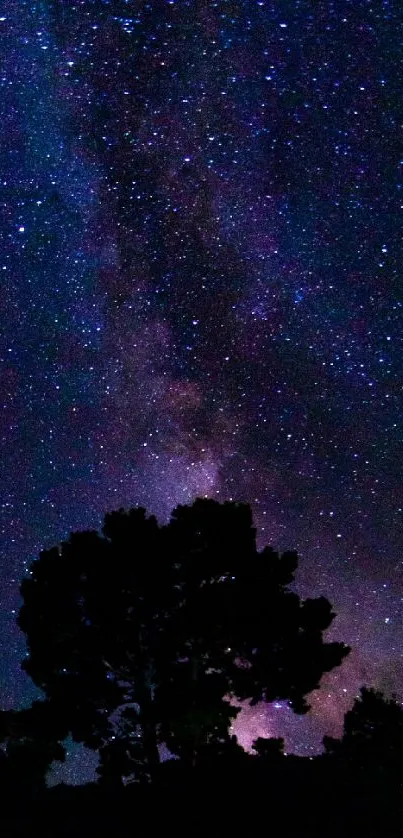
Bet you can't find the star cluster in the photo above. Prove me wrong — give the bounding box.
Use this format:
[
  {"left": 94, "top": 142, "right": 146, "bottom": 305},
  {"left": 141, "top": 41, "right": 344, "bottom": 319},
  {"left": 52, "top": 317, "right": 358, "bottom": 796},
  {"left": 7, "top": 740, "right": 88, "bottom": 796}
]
[{"left": 0, "top": 0, "right": 401, "bottom": 777}]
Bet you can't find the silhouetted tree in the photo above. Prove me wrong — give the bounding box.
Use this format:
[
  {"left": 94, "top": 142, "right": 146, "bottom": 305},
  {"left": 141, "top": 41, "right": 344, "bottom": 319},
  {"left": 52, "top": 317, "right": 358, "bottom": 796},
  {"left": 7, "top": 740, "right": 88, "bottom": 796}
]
[
  {"left": 324, "top": 686, "right": 403, "bottom": 772},
  {"left": 18, "top": 499, "right": 349, "bottom": 784},
  {"left": 0, "top": 700, "right": 66, "bottom": 795}
]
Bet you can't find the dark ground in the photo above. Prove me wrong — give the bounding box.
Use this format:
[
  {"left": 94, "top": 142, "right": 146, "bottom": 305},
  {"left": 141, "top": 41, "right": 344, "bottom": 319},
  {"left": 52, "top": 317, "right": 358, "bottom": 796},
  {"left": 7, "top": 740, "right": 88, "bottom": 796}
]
[{"left": 1, "top": 755, "right": 402, "bottom": 837}]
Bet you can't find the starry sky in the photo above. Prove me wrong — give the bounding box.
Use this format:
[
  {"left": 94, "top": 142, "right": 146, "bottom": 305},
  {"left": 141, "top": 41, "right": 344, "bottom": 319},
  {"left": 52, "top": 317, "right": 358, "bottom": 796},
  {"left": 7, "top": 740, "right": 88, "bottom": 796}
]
[{"left": 0, "top": 0, "right": 401, "bottom": 783}]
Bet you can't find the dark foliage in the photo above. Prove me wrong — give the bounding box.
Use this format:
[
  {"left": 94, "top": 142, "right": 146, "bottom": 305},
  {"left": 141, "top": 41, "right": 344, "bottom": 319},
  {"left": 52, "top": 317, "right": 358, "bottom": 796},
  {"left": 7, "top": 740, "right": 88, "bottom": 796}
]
[{"left": 252, "top": 734, "right": 285, "bottom": 759}]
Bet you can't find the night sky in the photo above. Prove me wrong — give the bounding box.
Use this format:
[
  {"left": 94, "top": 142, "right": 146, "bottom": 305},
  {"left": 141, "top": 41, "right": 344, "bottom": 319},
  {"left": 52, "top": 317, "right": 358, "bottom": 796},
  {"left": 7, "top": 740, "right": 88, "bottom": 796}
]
[{"left": 0, "top": 0, "right": 401, "bottom": 783}]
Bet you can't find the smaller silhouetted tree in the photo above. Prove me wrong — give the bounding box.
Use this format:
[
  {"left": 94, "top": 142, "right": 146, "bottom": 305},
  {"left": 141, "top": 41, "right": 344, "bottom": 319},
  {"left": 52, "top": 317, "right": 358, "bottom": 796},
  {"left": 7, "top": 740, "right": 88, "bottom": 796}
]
[
  {"left": 0, "top": 700, "right": 66, "bottom": 796},
  {"left": 324, "top": 686, "right": 403, "bottom": 773}
]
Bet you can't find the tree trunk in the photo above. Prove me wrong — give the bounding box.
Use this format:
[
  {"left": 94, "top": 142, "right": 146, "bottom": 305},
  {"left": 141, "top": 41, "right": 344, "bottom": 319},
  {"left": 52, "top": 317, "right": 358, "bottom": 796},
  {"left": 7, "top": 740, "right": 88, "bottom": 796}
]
[
  {"left": 138, "top": 683, "right": 160, "bottom": 781},
  {"left": 136, "top": 633, "right": 160, "bottom": 781}
]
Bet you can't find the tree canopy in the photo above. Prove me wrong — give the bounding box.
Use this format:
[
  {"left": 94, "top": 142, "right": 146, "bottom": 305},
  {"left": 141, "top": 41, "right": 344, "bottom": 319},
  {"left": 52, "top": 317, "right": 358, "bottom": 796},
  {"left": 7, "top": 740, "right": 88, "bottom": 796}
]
[{"left": 18, "top": 499, "right": 349, "bottom": 783}]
